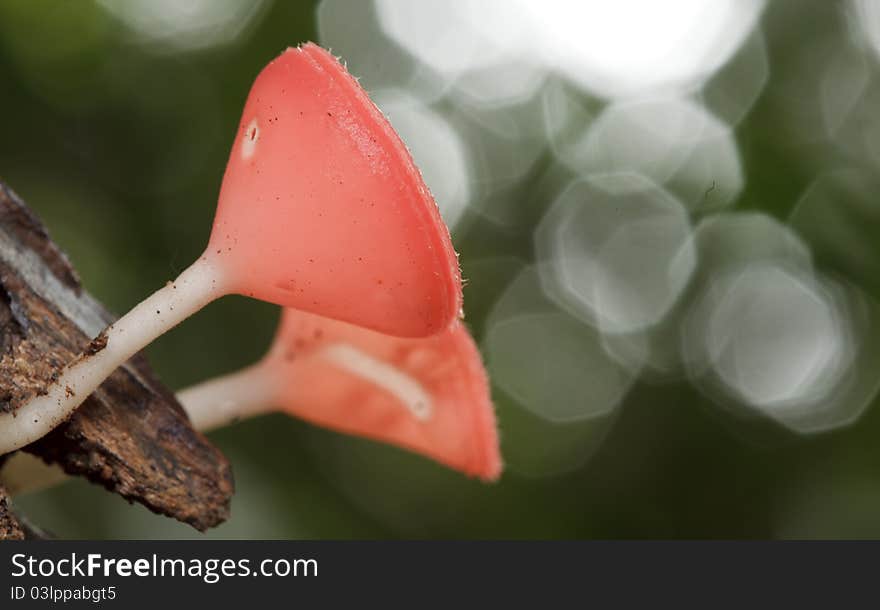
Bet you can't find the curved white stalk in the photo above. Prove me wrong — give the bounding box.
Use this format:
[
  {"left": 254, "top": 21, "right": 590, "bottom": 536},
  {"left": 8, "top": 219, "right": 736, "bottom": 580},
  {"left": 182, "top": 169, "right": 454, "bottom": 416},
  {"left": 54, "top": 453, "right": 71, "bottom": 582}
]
[
  {"left": 1, "top": 361, "right": 279, "bottom": 496},
  {"left": 176, "top": 363, "right": 278, "bottom": 432},
  {"left": 1, "top": 342, "right": 427, "bottom": 495},
  {"left": 0, "top": 255, "right": 228, "bottom": 456}
]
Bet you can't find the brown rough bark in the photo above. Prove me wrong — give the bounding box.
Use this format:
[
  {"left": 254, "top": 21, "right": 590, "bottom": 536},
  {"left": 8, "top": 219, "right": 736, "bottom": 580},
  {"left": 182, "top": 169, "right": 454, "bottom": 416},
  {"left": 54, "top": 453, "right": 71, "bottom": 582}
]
[
  {"left": 0, "top": 484, "right": 24, "bottom": 539},
  {"left": 0, "top": 180, "right": 233, "bottom": 537}
]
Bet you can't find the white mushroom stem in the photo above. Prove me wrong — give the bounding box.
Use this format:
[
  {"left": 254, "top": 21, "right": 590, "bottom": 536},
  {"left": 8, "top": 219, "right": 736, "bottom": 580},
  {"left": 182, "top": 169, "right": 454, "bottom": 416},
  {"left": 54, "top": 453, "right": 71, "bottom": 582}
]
[
  {"left": 176, "top": 363, "right": 278, "bottom": 432},
  {"left": 1, "top": 342, "right": 432, "bottom": 494},
  {"left": 1, "top": 363, "right": 278, "bottom": 496},
  {"left": 0, "top": 255, "right": 227, "bottom": 456}
]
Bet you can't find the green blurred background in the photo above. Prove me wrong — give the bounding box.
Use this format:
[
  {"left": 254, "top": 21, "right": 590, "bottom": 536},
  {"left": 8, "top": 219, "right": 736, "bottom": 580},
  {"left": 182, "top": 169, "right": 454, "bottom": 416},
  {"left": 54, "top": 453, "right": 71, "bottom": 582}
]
[{"left": 4, "top": 0, "right": 880, "bottom": 539}]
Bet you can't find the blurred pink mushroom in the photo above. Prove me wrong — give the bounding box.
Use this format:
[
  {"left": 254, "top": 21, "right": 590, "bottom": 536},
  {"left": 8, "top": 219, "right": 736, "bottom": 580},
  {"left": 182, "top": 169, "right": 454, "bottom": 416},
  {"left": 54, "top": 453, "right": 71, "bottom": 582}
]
[
  {"left": 181, "top": 309, "right": 501, "bottom": 481},
  {"left": 0, "top": 43, "right": 461, "bottom": 455}
]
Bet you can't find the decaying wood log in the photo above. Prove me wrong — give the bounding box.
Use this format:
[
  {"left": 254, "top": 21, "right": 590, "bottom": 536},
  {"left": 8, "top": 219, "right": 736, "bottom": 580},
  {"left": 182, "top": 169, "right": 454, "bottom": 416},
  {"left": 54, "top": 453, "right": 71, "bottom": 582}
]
[
  {"left": 0, "top": 484, "right": 24, "bottom": 539},
  {"left": 0, "top": 180, "right": 233, "bottom": 537}
]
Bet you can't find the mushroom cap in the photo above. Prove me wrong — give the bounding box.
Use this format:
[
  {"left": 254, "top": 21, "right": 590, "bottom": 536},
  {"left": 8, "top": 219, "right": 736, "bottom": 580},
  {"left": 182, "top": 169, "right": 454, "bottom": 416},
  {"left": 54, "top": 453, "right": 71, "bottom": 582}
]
[
  {"left": 266, "top": 308, "right": 502, "bottom": 481},
  {"left": 210, "top": 43, "right": 462, "bottom": 337}
]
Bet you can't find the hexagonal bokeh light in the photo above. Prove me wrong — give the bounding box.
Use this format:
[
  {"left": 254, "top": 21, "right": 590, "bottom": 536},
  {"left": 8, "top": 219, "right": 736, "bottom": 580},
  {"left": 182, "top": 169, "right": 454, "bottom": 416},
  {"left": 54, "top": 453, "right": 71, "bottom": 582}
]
[
  {"left": 683, "top": 262, "right": 880, "bottom": 433},
  {"left": 599, "top": 211, "right": 814, "bottom": 381},
  {"left": 486, "top": 311, "right": 635, "bottom": 423},
  {"left": 556, "top": 97, "right": 742, "bottom": 210},
  {"left": 709, "top": 266, "right": 846, "bottom": 407},
  {"left": 691, "top": 212, "right": 813, "bottom": 278},
  {"left": 536, "top": 173, "right": 696, "bottom": 335},
  {"left": 483, "top": 266, "right": 636, "bottom": 476}
]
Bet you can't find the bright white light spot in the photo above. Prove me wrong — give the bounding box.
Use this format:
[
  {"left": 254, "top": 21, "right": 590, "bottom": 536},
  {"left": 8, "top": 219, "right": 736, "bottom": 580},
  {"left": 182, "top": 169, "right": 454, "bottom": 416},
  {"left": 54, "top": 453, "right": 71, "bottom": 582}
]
[
  {"left": 374, "top": 0, "right": 763, "bottom": 102},
  {"left": 561, "top": 97, "right": 703, "bottom": 181},
  {"left": 854, "top": 0, "right": 880, "bottom": 64},
  {"left": 536, "top": 174, "right": 696, "bottom": 334},
  {"left": 706, "top": 266, "right": 844, "bottom": 407},
  {"left": 97, "top": 0, "right": 268, "bottom": 52},
  {"left": 374, "top": 0, "right": 526, "bottom": 78},
  {"left": 518, "top": 0, "right": 766, "bottom": 99},
  {"left": 558, "top": 97, "right": 742, "bottom": 210},
  {"left": 373, "top": 90, "right": 471, "bottom": 229},
  {"left": 597, "top": 215, "right": 803, "bottom": 381},
  {"left": 453, "top": 59, "right": 547, "bottom": 107},
  {"left": 683, "top": 263, "right": 880, "bottom": 434},
  {"left": 241, "top": 118, "right": 258, "bottom": 161}
]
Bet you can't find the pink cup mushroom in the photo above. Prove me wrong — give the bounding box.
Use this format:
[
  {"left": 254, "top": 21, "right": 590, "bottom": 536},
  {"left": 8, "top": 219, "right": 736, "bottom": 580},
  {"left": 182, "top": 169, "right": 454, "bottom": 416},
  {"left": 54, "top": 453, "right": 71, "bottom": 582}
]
[
  {"left": 180, "top": 309, "right": 502, "bottom": 481},
  {"left": 0, "top": 43, "right": 461, "bottom": 455}
]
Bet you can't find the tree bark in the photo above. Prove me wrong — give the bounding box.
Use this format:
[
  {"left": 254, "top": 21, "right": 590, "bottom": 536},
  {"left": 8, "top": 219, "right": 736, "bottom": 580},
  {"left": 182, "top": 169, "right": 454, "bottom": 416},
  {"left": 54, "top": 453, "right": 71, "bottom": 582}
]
[
  {"left": 0, "top": 483, "right": 24, "bottom": 539},
  {"left": 0, "top": 180, "right": 233, "bottom": 537}
]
